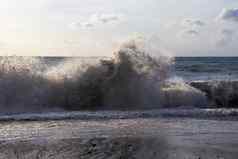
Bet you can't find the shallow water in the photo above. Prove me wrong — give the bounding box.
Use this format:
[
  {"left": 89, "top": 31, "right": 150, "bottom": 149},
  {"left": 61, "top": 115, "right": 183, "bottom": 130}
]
[
  {"left": 0, "top": 116, "right": 238, "bottom": 158},
  {"left": 0, "top": 108, "right": 238, "bottom": 121}
]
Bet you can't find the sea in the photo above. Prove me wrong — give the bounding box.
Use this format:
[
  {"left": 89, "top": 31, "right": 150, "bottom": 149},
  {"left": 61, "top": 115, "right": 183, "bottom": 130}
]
[
  {"left": 174, "top": 57, "right": 238, "bottom": 81},
  {"left": 42, "top": 56, "right": 238, "bottom": 82},
  {"left": 41, "top": 57, "right": 238, "bottom": 81},
  {"left": 1, "top": 57, "right": 238, "bottom": 159},
  {"left": 0, "top": 55, "right": 237, "bottom": 116}
]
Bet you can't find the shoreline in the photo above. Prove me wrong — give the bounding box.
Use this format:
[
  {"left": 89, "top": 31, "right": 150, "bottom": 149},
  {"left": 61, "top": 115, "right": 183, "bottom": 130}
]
[{"left": 0, "top": 108, "right": 238, "bottom": 122}]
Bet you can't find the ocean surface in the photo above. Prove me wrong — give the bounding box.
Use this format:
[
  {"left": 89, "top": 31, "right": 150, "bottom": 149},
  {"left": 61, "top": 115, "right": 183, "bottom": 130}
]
[
  {"left": 0, "top": 56, "right": 238, "bottom": 159},
  {"left": 174, "top": 57, "right": 238, "bottom": 81},
  {"left": 0, "top": 54, "right": 237, "bottom": 114}
]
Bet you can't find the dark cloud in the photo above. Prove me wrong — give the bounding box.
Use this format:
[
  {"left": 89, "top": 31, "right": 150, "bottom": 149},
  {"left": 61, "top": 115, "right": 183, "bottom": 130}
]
[{"left": 218, "top": 8, "right": 238, "bottom": 22}]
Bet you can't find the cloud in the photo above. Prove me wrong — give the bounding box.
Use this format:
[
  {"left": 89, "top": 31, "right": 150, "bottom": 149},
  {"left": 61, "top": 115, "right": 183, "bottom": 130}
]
[
  {"left": 217, "top": 8, "right": 238, "bottom": 22},
  {"left": 185, "top": 30, "right": 199, "bottom": 35},
  {"left": 216, "top": 29, "right": 236, "bottom": 47},
  {"left": 98, "top": 14, "right": 120, "bottom": 23},
  {"left": 179, "top": 30, "right": 199, "bottom": 37},
  {"left": 222, "top": 29, "right": 234, "bottom": 36},
  {"left": 182, "top": 19, "right": 205, "bottom": 27},
  {"left": 70, "top": 22, "right": 95, "bottom": 29},
  {"left": 70, "top": 13, "right": 123, "bottom": 29},
  {"left": 179, "top": 19, "right": 204, "bottom": 37}
]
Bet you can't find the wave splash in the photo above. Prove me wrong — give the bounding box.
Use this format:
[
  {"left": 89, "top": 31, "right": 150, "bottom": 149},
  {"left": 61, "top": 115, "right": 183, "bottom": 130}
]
[{"left": 0, "top": 39, "right": 207, "bottom": 114}]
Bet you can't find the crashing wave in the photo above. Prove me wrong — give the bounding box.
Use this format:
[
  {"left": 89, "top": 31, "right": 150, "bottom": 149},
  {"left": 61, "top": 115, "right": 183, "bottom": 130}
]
[
  {"left": 190, "top": 80, "right": 238, "bottom": 108},
  {"left": 0, "top": 40, "right": 207, "bottom": 114}
]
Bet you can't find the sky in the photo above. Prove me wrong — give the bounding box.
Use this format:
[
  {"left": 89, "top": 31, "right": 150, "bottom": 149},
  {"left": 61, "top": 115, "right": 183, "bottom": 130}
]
[{"left": 0, "top": 0, "right": 238, "bottom": 56}]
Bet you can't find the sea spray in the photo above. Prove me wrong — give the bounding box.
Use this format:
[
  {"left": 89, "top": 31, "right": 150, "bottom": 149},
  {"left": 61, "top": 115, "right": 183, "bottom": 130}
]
[
  {"left": 0, "top": 40, "right": 207, "bottom": 113},
  {"left": 190, "top": 81, "right": 238, "bottom": 107}
]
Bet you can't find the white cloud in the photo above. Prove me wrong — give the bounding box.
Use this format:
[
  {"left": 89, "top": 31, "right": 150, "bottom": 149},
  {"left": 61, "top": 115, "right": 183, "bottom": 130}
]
[
  {"left": 222, "top": 29, "right": 234, "bottom": 35},
  {"left": 216, "top": 29, "right": 236, "bottom": 47},
  {"left": 217, "top": 8, "right": 238, "bottom": 22},
  {"left": 179, "top": 19, "right": 205, "bottom": 37},
  {"left": 98, "top": 14, "right": 120, "bottom": 23},
  {"left": 182, "top": 19, "right": 205, "bottom": 27},
  {"left": 178, "top": 29, "right": 199, "bottom": 38},
  {"left": 184, "top": 30, "right": 199, "bottom": 35},
  {"left": 70, "top": 22, "right": 95, "bottom": 29},
  {"left": 70, "top": 13, "right": 123, "bottom": 29}
]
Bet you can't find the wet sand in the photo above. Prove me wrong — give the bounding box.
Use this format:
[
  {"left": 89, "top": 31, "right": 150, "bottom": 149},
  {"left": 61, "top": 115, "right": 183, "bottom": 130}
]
[{"left": 0, "top": 118, "right": 238, "bottom": 158}]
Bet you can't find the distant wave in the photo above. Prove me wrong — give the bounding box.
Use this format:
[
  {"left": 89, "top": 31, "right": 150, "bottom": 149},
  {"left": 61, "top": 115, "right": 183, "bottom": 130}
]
[
  {"left": 175, "top": 57, "right": 238, "bottom": 81},
  {"left": 176, "top": 64, "right": 222, "bottom": 73}
]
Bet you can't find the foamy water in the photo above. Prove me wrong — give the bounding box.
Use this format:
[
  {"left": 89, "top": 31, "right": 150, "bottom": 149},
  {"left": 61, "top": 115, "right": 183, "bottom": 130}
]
[
  {"left": 0, "top": 114, "right": 238, "bottom": 159},
  {"left": 0, "top": 40, "right": 209, "bottom": 114}
]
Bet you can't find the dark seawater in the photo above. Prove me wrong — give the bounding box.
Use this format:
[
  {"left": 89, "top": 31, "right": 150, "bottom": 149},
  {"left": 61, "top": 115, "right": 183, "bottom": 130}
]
[{"left": 174, "top": 57, "right": 238, "bottom": 81}]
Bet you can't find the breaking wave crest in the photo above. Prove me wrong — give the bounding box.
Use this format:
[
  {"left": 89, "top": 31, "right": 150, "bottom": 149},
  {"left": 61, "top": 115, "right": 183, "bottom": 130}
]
[{"left": 0, "top": 39, "right": 207, "bottom": 114}]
